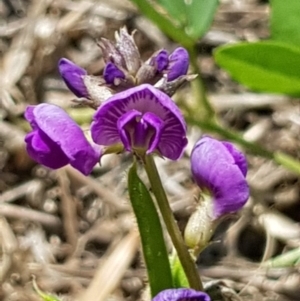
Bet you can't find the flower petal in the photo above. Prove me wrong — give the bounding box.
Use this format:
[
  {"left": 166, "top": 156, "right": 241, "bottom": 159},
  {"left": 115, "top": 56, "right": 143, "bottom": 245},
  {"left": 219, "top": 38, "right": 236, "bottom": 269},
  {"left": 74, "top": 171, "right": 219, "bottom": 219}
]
[
  {"left": 117, "top": 110, "right": 142, "bottom": 151},
  {"left": 103, "top": 62, "right": 125, "bottom": 85},
  {"left": 25, "top": 130, "right": 69, "bottom": 169},
  {"left": 167, "top": 47, "right": 189, "bottom": 81},
  {"left": 152, "top": 49, "right": 169, "bottom": 72},
  {"left": 91, "top": 84, "right": 187, "bottom": 160},
  {"left": 191, "top": 136, "right": 249, "bottom": 218},
  {"left": 152, "top": 289, "right": 211, "bottom": 301},
  {"left": 143, "top": 112, "right": 164, "bottom": 154},
  {"left": 58, "top": 58, "right": 88, "bottom": 98},
  {"left": 25, "top": 104, "right": 100, "bottom": 175},
  {"left": 221, "top": 141, "right": 247, "bottom": 176}
]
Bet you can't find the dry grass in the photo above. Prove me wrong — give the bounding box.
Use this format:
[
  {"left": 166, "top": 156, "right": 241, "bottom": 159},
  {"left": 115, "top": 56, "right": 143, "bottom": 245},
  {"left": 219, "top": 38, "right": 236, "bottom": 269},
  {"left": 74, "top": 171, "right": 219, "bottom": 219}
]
[{"left": 0, "top": 0, "right": 299, "bottom": 301}]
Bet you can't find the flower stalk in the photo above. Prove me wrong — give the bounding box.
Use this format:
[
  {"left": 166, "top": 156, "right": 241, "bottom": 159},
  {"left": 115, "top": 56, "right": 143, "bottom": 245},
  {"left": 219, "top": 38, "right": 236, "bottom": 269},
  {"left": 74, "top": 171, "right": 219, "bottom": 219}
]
[{"left": 143, "top": 155, "right": 203, "bottom": 291}]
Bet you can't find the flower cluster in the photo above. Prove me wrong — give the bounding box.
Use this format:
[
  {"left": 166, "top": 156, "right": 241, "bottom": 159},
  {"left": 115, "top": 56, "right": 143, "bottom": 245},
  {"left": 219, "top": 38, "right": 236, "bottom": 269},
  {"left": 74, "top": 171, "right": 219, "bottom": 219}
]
[
  {"left": 59, "top": 28, "right": 192, "bottom": 109},
  {"left": 24, "top": 28, "right": 191, "bottom": 174}
]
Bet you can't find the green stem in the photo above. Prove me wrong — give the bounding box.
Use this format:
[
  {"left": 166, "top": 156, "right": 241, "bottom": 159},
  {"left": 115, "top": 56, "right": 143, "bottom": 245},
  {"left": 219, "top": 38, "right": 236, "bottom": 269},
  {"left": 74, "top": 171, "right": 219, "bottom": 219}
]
[
  {"left": 187, "top": 46, "right": 215, "bottom": 120},
  {"left": 143, "top": 155, "right": 203, "bottom": 291}
]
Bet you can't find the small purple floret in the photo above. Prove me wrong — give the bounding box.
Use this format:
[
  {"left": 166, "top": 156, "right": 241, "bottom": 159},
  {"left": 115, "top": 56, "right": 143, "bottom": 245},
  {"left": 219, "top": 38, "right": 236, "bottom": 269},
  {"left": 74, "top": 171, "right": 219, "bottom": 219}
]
[
  {"left": 152, "top": 288, "right": 211, "bottom": 301},
  {"left": 103, "top": 62, "right": 125, "bottom": 84},
  {"left": 58, "top": 58, "right": 88, "bottom": 98},
  {"left": 25, "top": 104, "right": 100, "bottom": 175},
  {"left": 91, "top": 84, "right": 187, "bottom": 160},
  {"left": 153, "top": 49, "right": 169, "bottom": 72},
  {"left": 167, "top": 47, "right": 189, "bottom": 81},
  {"left": 191, "top": 136, "right": 249, "bottom": 218}
]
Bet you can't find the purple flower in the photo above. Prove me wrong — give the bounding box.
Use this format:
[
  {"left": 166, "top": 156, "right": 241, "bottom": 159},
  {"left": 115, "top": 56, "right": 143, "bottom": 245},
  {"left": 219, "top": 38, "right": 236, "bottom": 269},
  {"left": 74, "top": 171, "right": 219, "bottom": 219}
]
[
  {"left": 58, "top": 58, "right": 88, "bottom": 98},
  {"left": 103, "top": 62, "right": 125, "bottom": 85},
  {"left": 91, "top": 84, "right": 187, "bottom": 160},
  {"left": 25, "top": 104, "right": 101, "bottom": 175},
  {"left": 191, "top": 136, "right": 249, "bottom": 218},
  {"left": 167, "top": 48, "right": 189, "bottom": 81},
  {"left": 152, "top": 289, "right": 211, "bottom": 301},
  {"left": 151, "top": 49, "right": 169, "bottom": 72}
]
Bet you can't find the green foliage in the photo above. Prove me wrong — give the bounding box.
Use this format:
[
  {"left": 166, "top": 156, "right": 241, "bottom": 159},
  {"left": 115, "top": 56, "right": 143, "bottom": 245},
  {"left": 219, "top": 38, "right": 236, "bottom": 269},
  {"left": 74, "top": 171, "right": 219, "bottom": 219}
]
[
  {"left": 214, "top": 41, "right": 300, "bottom": 96},
  {"left": 128, "top": 162, "right": 173, "bottom": 297},
  {"left": 270, "top": 0, "right": 300, "bottom": 46},
  {"left": 156, "top": 0, "right": 219, "bottom": 40},
  {"left": 129, "top": 0, "right": 219, "bottom": 45},
  {"left": 169, "top": 252, "right": 189, "bottom": 288}
]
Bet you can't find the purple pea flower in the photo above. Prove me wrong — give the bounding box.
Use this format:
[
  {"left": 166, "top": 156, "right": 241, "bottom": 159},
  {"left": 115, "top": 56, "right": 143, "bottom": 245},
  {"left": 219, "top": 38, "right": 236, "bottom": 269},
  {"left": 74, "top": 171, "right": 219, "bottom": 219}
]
[
  {"left": 91, "top": 84, "right": 187, "bottom": 160},
  {"left": 24, "top": 104, "right": 101, "bottom": 175},
  {"left": 191, "top": 136, "right": 249, "bottom": 218},
  {"left": 185, "top": 136, "right": 249, "bottom": 252},
  {"left": 152, "top": 289, "right": 211, "bottom": 301},
  {"left": 167, "top": 47, "right": 189, "bottom": 82},
  {"left": 59, "top": 58, "right": 88, "bottom": 98}
]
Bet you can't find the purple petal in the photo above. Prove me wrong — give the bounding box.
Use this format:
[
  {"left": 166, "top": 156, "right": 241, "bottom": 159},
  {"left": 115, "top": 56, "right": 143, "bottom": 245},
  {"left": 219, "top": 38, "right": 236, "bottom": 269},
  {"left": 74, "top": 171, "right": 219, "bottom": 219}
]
[
  {"left": 117, "top": 110, "right": 142, "bottom": 151},
  {"left": 103, "top": 62, "right": 125, "bottom": 85},
  {"left": 221, "top": 141, "right": 247, "bottom": 176},
  {"left": 152, "top": 289, "right": 211, "bottom": 301},
  {"left": 167, "top": 47, "right": 189, "bottom": 81},
  {"left": 152, "top": 49, "right": 169, "bottom": 72},
  {"left": 91, "top": 84, "right": 187, "bottom": 160},
  {"left": 25, "top": 130, "right": 69, "bottom": 169},
  {"left": 143, "top": 112, "right": 164, "bottom": 154},
  {"left": 191, "top": 136, "right": 249, "bottom": 218},
  {"left": 58, "top": 58, "right": 88, "bottom": 98},
  {"left": 25, "top": 104, "right": 100, "bottom": 175}
]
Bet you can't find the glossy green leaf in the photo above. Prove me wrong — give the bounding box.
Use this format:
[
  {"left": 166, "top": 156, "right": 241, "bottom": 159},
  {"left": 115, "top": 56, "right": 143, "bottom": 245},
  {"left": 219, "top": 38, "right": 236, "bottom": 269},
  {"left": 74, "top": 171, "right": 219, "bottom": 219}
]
[
  {"left": 128, "top": 162, "right": 173, "bottom": 297},
  {"left": 214, "top": 41, "right": 300, "bottom": 96},
  {"left": 270, "top": 0, "right": 300, "bottom": 46}
]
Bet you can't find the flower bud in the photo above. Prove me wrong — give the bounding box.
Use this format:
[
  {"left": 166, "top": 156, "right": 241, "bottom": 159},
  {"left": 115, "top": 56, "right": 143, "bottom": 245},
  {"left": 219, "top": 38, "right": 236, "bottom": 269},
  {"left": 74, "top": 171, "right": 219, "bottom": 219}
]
[
  {"left": 58, "top": 58, "right": 88, "bottom": 98},
  {"left": 167, "top": 47, "right": 189, "bottom": 81},
  {"left": 103, "top": 62, "right": 125, "bottom": 85},
  {"left": 115, "top": 27, "right": 141, "bottom": 74}
]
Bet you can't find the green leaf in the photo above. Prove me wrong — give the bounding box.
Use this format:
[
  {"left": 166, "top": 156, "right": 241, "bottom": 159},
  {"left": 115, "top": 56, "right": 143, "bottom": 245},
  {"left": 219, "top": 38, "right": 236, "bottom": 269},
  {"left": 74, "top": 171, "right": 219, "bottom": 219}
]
[
  {"left": 270, "top": 0, "right": 300, "bottom": 46},
  {"left": 130, "top": 0, "right": 219, "bottom": 44},
  {"left": 214, "top": 41, "right": 300, "bottom": 96},
  {"left": 128, "top": 162, "right": 173, "bottom": 297},
  {"left": 156, "top": 0, "right": 186, "bottom": 24},
  {"left": 184, "top": 0, "right": 219, "bottom": 40},
  {"left": 169, "top": 252, "right": 189, "bottom": 288},
  {"left": 263, "top": 247, "right": 300, "bottom": 268},
  {"left": 129, "top": 0, "right": 194, "bottom": 48},
  {"left": 155, "top": 0, "right": 218, "bottom": 40}
]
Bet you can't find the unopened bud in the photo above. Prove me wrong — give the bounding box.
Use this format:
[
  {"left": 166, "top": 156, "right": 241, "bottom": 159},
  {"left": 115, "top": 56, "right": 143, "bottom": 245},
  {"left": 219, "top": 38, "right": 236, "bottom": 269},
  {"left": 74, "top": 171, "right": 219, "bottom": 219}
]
[{"left": 115, "top": 27, "right": 141, "bottom": 74}]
